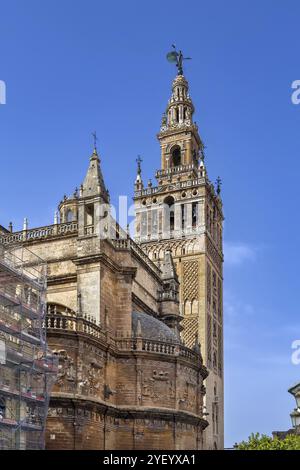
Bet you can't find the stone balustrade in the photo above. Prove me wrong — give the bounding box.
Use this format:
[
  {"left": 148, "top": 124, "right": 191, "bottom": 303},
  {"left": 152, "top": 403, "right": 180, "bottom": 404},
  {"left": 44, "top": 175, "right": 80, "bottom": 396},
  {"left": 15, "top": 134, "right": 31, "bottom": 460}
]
[
  {"left": 45, "top": 313, "right": 107, "bottom": 343},
  {"left": 0, "top": 222, "right": 79, "bottom": 245},
  {"left": 156, "top": 163, "right": 196, "bottom": 178},
  {"left": 46, "top": 313, "right": 201, "bottom": 364}
]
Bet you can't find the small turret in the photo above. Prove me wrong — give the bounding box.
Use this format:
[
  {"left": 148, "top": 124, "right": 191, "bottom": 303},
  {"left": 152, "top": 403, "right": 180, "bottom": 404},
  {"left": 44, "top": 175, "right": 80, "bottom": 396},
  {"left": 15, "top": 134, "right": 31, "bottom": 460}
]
[{"left": 134, "top": 155, "right": 143, "bottom": 191}]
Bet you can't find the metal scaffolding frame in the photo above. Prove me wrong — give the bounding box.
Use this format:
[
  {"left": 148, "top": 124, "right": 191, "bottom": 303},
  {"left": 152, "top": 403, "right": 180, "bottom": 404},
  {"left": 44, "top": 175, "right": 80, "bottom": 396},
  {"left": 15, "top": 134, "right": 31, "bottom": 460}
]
[{"left": 0, "top": 243, "right": 57, "bottom": 449}]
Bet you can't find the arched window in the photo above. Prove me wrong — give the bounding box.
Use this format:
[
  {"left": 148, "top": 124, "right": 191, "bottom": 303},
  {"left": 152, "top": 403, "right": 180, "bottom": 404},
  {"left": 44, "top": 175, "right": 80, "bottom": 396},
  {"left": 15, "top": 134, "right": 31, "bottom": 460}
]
[
  {"left": 171, "top": 146, "right": 181, "bottom": 167},
  {"left": 164, "top": 195, "right": 175, "bottom": 232},
  {"left": 66, "top": 209, "right": 74, "bottom": 222}
]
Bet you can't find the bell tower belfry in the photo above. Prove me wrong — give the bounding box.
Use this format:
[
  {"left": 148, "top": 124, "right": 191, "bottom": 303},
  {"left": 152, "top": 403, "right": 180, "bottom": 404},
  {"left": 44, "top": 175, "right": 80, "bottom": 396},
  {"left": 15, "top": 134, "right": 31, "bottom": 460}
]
[
  {"left": 133, "top": 58, "right": 224, "bottom": 450},
  {"left": 158, "top": 73, "right": 202, "bottom": 173}
]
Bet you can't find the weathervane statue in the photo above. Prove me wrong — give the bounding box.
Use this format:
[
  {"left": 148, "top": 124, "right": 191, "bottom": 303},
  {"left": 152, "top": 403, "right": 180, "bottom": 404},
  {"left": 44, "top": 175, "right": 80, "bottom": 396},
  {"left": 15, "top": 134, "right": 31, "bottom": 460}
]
[{"left": 166, "top": 45, "right": 191, "bottom": 75}]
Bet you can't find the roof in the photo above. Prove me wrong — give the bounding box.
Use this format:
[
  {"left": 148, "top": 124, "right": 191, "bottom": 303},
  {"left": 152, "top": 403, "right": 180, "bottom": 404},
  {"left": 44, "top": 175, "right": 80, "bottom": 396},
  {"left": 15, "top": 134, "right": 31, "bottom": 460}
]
[{"left": 132, "top": 311, "right": 179, "bottom": 343}]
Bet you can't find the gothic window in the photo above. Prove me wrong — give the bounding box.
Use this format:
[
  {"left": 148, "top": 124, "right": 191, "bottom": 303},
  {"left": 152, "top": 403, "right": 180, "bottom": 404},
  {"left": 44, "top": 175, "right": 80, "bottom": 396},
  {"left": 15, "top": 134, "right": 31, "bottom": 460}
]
[{"left": 171, "top": 146, "right": 181, "bottom": 167}]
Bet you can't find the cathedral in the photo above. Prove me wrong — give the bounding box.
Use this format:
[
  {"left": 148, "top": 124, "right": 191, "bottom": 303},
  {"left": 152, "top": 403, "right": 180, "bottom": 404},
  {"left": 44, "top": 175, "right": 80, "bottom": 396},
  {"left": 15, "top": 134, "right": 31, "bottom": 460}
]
[{"left": 0, "top": 58, "right": 224, "bottom": 450}]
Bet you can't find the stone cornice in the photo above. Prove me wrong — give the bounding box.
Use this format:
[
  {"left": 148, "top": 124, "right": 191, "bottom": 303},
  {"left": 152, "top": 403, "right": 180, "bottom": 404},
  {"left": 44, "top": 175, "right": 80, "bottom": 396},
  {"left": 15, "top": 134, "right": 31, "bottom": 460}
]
[
  {"left": 49, "top": 395, "right": 209, "bottom": 429},
  {"left": 72, "top": 253, "right": 137, "bottom": 278}
]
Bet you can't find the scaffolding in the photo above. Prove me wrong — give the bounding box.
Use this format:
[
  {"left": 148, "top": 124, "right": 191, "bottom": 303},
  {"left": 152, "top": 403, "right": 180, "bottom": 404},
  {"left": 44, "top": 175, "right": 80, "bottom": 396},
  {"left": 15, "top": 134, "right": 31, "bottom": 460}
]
[{"left": 0, "top": 242, "right": 57, "bottom": 449}]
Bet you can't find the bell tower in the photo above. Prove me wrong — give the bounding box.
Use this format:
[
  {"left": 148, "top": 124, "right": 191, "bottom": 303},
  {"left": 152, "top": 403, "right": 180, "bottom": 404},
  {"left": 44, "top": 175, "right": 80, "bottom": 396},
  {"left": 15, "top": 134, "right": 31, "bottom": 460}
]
[{"left": 133, "top": 57, "right": 224, "bottom": 450}]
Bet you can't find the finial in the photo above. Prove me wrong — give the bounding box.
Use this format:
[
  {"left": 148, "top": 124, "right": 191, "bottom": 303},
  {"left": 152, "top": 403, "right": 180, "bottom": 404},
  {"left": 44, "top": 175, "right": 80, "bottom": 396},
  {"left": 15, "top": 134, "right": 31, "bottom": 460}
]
[
  {"left": 8, "top": 222, "right": 13, "bottom": 233},
  {"left": 148, "top": 178, "right": 152, "bottom": 188},
  {"left": 136, "top": 155, "right": 142, "bottom": 175},
  {"left": 92, "top": 131, "right": 98, "bottom": 152},
  {"left": 54, "top": 211, "right": 58, "bottom": 225},
  {"left": 23, "top": 218, "right": 28, "bottom": 231},
  {"left": 216, "top": 176, "right": 222, "bottom": 195},
  {"left": 166, "top": 45, "right": 191, "bottom": 75}
]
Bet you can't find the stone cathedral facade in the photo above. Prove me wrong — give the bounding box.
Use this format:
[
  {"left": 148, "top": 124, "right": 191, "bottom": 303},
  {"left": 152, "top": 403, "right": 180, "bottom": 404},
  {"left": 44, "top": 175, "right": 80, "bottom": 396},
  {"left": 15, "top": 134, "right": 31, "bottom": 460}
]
[
  {"left": 134, "top": 73, "right": 224, "bottom": 449},
  {"left": 0, "top": 66, "right": 223, "bottom": 450}
]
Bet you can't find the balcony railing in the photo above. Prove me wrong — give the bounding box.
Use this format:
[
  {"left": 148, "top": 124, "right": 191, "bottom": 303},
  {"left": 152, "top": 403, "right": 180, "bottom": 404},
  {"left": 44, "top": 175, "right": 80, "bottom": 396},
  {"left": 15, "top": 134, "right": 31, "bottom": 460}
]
[{"left": 156, "top": 163, "right": 197, "bottom": 178}]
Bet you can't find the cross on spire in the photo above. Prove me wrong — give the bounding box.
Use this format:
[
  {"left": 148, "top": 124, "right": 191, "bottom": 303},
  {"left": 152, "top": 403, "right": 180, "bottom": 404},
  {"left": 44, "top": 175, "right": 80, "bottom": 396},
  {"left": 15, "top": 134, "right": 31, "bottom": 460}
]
[
  {"left": 92, "top": 131, "right": 98, "bottom": 151},
  {"left": 136, "top": 155, "right": 143, "bottom": 175}
]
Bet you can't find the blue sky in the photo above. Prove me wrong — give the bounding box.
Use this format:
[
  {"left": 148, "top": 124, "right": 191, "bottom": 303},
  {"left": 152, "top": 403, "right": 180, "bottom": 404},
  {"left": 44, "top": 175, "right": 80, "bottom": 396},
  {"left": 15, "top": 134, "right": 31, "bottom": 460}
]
[{"left": 1, "top": 0, "right": 300, "bottom": 447}]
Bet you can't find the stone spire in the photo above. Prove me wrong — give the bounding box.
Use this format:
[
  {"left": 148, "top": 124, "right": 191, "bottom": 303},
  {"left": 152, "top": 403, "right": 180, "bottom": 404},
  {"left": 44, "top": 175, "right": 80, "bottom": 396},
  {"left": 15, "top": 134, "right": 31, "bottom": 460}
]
[
  {"left": 81, "top": 146, "right": 109, "bottom": 202},
  {"left": 134, "top": 155, "right": 143, "bottom": 191},
  {"left": 160, "top": 249, "right": 178, "bottom": 283}
]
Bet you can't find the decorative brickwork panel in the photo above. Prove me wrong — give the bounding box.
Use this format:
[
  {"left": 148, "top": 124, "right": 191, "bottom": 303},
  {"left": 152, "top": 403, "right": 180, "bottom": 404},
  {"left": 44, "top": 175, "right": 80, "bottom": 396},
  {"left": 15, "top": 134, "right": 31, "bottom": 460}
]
[
  {"left": 207, "top": 314, "right": 212, "bottom": 369},
  {"left": 218, "top": 325, "right": 223, "bottom": 377},
  {"left": 182, "top": 317, "right": 198, "bottom": 348},
  {"left": 207, "top": 263, "right": 211, "bottom": 306},
  {"left": 182, "top": 260, "right": 199, "bottom": 302},
  {"left": 206, "top": 237, "right": 222, "bottom": 273},
  {"left": 218, "top": 278, "right": 222, "bottom": 321}
]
